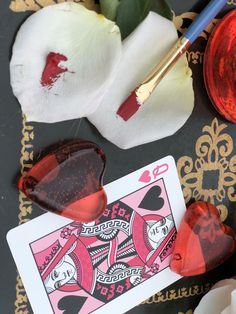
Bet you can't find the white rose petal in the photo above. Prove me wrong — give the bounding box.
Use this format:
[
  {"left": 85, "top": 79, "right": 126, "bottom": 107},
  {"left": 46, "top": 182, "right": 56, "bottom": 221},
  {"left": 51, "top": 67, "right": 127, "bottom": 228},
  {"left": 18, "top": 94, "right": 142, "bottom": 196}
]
[
  {"left": 88, "top": 12, "right": 194, "bottom": 149},
  {"left": 231, "top": 289, "right": 236, "bottom": 314},
  {"left": 10, "top": 2, "right": 122, "bottom": 122},
  {"left": 194, "top": 279, "right": 236, "bottom": 314}
]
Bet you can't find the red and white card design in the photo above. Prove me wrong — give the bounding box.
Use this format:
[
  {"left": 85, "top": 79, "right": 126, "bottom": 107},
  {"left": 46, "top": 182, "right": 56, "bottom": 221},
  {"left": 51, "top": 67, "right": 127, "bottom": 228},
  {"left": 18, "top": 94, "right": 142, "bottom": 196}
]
[{"left": 7, "top": 155, "right": 185, "bottom": 314}]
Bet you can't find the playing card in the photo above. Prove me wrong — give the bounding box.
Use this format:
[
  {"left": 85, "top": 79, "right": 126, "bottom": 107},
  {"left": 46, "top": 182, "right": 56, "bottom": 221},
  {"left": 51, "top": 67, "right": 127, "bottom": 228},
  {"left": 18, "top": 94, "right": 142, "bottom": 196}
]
[{"left": 7, "top": 155, "right": 185, "bottom": 314}]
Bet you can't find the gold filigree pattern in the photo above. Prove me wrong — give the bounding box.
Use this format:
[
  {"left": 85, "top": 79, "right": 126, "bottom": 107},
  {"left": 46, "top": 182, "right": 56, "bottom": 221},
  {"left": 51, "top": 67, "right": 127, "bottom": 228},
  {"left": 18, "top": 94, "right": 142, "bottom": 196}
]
[
  {"left": 15, "top": 116, "right": 34, "bottom": 314},
  {"left": 178, "top": 311, "right": 193, "bottom": 314},
  {"left": 18, "top": 192, "right": 33, "bottom": 224},
  {"left": 186, "top": 51, "right": 204, "bottom": 64},
  {"left": 18, "top": 116, "right": 34, "bottom": 225},
  {"left": 177, "top": 118, "right": 236, "bottom": 221},
  {"left": 20, "top": 116, "right": 34, "bottom": 178},
  {"left": 9, "top": 0, "right": 99, "bottom": 12},
  {"left": 174, "top": 12, "right": 223, "bottom": 64},
  {"left": 19, "top": 116, "right": 34, "bottom": 224},
  {"left": 142, "top": 283, "right": 212, "bottom": 304},
  {"left": 15, "top": 274, "right": 29, "bottom": 314},
  {"left": 227, "top": 0, "right": 236, "bottom": 5},
  {"left": 173, "top": 12, "right": 218, "bottom": 41}
]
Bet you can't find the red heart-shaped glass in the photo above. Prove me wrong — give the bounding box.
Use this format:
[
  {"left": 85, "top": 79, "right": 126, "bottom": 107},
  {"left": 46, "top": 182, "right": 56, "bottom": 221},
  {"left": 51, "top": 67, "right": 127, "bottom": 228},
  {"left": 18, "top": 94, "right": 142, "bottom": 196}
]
[
  {"left": 170, "top": 201, "right": 236, "bottom": 276},
  {"left": 19, "top": 140, "right": 107, "bottom": 222},
  {"left": 204, "top": 10, "right": 236, "bottom": 123}
]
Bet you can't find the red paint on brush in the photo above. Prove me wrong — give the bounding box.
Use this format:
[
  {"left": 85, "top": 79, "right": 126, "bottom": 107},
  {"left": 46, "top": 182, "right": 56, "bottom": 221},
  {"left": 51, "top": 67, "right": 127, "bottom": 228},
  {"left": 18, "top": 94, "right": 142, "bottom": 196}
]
[
  {"left": 41, "top": 52, "right": 68, "bottom": 87},
  {"left": 116, "top": 89, "right": 141, "bottom": 121}
]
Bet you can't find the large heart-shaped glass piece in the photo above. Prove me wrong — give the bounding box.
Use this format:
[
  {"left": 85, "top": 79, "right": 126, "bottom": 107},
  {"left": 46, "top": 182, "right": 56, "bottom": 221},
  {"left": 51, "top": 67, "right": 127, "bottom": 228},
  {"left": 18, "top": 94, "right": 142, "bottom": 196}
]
[{"left": 19, "top": 140, "right": 107, "bottom": 222}]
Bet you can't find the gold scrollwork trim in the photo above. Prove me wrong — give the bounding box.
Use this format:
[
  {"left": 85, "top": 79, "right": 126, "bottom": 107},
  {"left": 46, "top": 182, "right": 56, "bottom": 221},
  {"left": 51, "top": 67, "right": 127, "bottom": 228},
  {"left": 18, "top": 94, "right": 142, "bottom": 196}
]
[
  {"left": 15, "top": 116, "right": 34, "bottom": 314},
  {"left": 142, "top": 283, "right": 212, "bottom": 304},
  {"left": 19, "top": 115, "right": 34, "bottom": 224},
  {"left": 173, "top": 12, "right": 218, "bottom": 41},
  {"left": 227, "top": 0, "right": 236, "bottom": 5},
  {"left": 177, "top": 118, "right": 236, "bottom": 222},
  {"left": 186, "top": 51, "right": 204, "bottom": 64},
  {"left": 15, "top": 274, "right": 29, "bottom": 314},
  {"left": 174, "top": 12, "right": 220, "bottom": 65}
]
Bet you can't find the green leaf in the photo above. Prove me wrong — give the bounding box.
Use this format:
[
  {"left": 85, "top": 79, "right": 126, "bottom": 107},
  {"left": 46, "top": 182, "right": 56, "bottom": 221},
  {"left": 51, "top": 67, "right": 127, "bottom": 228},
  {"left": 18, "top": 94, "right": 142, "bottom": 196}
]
[
  {"left": 100, "top": 0, "right": 121, "bottom": 21},
  {"left": 116, "top": 0, "right": 173, "bottom": 39}
]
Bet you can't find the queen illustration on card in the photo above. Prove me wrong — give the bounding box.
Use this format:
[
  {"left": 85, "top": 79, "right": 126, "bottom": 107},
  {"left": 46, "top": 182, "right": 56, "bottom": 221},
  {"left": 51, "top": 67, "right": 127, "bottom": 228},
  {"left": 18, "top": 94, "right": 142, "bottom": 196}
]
[{"left": 30, "top": 178, "right": 177, "bottom": 313}]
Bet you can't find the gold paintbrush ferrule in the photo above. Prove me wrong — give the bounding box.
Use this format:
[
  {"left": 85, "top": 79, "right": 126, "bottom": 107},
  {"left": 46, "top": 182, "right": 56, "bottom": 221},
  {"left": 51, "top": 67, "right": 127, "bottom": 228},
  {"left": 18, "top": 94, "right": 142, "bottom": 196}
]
[{"left": 136, "top": 36, "right": 190, "bottom": 104}]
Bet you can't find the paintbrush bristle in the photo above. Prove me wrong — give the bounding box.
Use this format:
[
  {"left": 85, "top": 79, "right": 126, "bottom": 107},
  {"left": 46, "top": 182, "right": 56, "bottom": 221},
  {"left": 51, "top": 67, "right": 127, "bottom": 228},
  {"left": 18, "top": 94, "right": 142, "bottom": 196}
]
[{"left": 116, "top": 89, "right": 141, "bottom": 121}]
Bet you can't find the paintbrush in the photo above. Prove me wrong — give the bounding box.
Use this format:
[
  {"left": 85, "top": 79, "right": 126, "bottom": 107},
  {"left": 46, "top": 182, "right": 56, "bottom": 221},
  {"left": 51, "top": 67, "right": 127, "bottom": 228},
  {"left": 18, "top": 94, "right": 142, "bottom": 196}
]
[{"left": 116, "top": 0, "right": 228, "bottom": 121}]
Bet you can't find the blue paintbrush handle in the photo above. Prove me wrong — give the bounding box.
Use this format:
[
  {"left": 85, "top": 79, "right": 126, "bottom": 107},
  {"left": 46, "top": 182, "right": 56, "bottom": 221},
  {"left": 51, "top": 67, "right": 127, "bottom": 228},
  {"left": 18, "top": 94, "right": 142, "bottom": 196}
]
[{"left": 184, "top": 0, "right": 228, "bottom": 44}]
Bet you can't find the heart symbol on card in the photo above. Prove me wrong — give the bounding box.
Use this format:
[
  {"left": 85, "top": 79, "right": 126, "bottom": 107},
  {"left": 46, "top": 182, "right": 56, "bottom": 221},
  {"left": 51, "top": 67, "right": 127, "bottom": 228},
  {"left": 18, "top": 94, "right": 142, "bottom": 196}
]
[
  {"left": 58, "top": 295, "right": 87, "bottom": 314},
  {"left": 139, "top": 186, "right": 164, "bottom": 211},
  {"left": 170, "top": 201, "right": 236, "bottom": 276},
  {"left": 139, "top": 170, "right": 151, "bottom": 183}
]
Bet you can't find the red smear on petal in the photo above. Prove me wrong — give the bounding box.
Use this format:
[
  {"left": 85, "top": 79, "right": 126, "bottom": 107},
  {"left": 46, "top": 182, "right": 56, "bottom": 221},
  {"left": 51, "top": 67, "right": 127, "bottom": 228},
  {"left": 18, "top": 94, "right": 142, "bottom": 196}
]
[
  {"left": 41, "top": 52, "right": 68, "bottom": 87},
  {"left": 116, "top": 89, "right": 142, "bottom": 121}
]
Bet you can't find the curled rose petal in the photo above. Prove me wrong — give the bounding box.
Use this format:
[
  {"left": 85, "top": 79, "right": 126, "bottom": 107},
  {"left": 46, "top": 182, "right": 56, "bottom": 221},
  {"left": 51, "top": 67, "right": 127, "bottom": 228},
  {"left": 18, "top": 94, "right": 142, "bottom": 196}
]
[
  {"left": 10, "top": 2, "right": 122, "bottom": 122},
  {"left": 88, "top": 12, "right": 194, "bottom": 149}
]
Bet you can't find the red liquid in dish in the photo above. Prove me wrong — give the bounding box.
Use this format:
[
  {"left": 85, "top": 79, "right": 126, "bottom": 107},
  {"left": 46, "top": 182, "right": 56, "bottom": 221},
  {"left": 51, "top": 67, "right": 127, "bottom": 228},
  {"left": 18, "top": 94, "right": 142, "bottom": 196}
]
[
  {"left": 19, "top": 140, "right": 107, "bottom": 222},
  {"left": 204, "top": 10, "right": 236, "bottom": 123}
]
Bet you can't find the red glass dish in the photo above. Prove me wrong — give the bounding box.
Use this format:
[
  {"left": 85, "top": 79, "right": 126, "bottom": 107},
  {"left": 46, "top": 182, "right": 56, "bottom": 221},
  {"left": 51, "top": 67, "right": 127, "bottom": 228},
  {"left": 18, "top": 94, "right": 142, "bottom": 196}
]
[{"left": 204, "top": 10, "right": 236, "bottom": 123}]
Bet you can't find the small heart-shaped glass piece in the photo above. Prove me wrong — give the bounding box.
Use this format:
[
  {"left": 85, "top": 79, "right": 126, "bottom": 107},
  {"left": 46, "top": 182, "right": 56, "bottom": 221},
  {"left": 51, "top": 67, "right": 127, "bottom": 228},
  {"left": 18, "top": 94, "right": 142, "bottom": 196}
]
[
  {"left": 19, "top": 140, "right": 107, "bottom": 222},
  {"left": 170, "top": 201, "right": 236, "bottom": 276}
]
